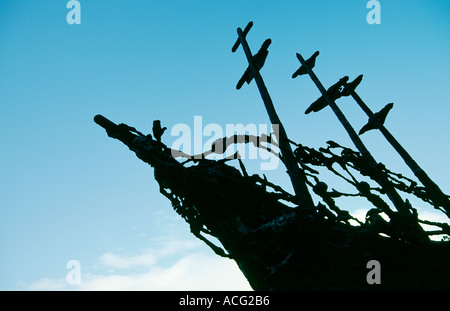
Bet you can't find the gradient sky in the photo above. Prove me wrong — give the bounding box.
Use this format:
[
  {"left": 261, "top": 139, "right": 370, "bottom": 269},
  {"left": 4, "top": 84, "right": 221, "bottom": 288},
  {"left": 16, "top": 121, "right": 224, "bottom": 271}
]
[{"left": 0, "top": 0, "right": 449, "bottom": 290}]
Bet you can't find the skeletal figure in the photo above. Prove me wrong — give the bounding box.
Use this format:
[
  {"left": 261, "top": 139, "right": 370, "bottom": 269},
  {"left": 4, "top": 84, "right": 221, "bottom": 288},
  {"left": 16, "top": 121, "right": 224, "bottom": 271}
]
[
  {"left": 359, "top": 103, "right": 394, "bottom": 135},
  {"left": 152, "top": 120, "right": 167, "bottom": 142},
  {"left": 292, "top": 51, "right": 320, "bottom": 78},
  {"left": 305, "top": 76, "right": 349, "bottom": 114},
  {"left": 236, "top": 39, "right": 272, "bottom": 90},
  {"left": 342, "top": 74, "right": 363, "bottom": 97}
]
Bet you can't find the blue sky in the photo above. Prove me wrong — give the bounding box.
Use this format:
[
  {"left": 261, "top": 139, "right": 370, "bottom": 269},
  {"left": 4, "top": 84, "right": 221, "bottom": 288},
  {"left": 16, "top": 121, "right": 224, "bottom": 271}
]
[{"left": 0, "top": 1, "right": 449, "bottom": 290}]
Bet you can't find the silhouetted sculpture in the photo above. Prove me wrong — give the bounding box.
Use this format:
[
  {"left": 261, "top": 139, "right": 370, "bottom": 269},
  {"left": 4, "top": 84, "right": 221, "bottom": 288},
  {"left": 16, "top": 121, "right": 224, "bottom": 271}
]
[
  {"left": 231, "top": 21, "right": 253, "bottom": 53},
  {"left": 235, "top": 25, "right": 314, "bottom": 207},
  {"left": 359, "top": 103, "right": 393, "bottom": 135},
  {"left": 326, "top": 140, "right": 343, "bottom": 149},
  {"left": 94, "top": 22, "right": 450, "bottom": 291},
  {"left": 152, "top": 120, "right": 167, "bottom": 142},
  {"left": 292, "top": 51, "right": 319, "bottom": 78},
  {"left": 236, "top": 39, "right": 272, "bottom": 90},
  {"left": 342, "top": 74, "right": 363, "bottom": 97},
  {"left": 304, "top": 76, "right": 349, "bottom": 114},
  {"left": 348, "top": 83, "right": 450, "bottom": 215}
]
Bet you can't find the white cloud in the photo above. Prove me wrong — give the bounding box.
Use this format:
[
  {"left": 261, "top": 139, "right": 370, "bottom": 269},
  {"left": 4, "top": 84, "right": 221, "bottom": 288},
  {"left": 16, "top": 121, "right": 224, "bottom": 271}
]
[
  {"left": 24, "top": 239, "right": 253, "bottom": 291},
  {"left": 78, "top": 253, "right": 251, "bottom": 291},
  {"left": 352, "top": 208, "right": 369, "bottom": 223},
  {"left": 416, "top": 209, "right": 449, "bottom": 241},
  {"left": 417, "top": 209, "right": 448, "bottom": 224},
  {"left": 26, "top": 277, "right": 68, "bottom": 291},
  {"left": 99, "top": 252, "right": 157, "bottom": 270},
  {"left": 26, "top": 208, "right": 445, "bottom": 291}
]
